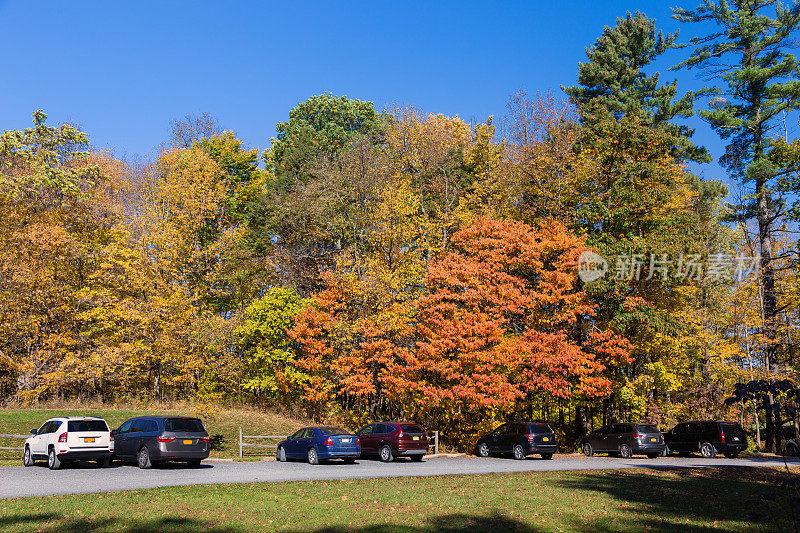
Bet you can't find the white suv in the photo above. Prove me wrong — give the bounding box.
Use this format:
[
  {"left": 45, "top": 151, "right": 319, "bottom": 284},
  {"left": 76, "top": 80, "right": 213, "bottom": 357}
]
[{"left": 23, "top": 417, "right": 114, "bottom": 470}]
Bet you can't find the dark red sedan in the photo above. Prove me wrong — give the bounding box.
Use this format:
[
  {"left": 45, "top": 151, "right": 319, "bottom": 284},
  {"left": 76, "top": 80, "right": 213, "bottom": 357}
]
[{"left": 355, "top": 422, "right": 428, "bottom": 462}]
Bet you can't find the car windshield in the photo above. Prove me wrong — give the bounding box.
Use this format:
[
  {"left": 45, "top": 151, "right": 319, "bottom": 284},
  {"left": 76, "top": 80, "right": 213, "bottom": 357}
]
[
  {"left": 528, "top": 424, "right": 553, "bottom": 434},
  {"left": 318, "top": 427, "right": 348, "bottom": 436},
  {"left": 401, "top": 424, "right": 425, "bottom": 434},
  {"left": 637, "top": 424, "right": 660, "bottom": 434},
  {"left": 67, "top": 420, "right": 108, "bottom": 432},
  {"left": 164, "top": 418, "right": 205, "bottom": 433}
]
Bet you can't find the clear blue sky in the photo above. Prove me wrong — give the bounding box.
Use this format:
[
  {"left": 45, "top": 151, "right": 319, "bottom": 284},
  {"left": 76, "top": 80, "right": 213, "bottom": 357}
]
[{"left": 0, "top": 1, "right": 727, "bottom": 180}]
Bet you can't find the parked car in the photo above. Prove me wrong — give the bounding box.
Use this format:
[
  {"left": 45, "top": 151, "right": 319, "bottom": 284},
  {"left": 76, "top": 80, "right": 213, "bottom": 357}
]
[
  {"left": 663, "top": 421, "right": 747, "bottom": 458},
  {"left": 581, "top": 423, "right": 665, "bottom": 458},
  {"left": 355, "top": 422, "right": 428, "bottom": 462},
  {"left": 475, "top": 422, "right": 557, "bottom": 460},
  {"left": 23, "top": 417, "right": 113, "bottom": 470},
  {"left": 277, "top": 427, "right": 360, "bottom": 464},
  {"left": 112, "top": 416, "right": 210, "bottom": 469}
]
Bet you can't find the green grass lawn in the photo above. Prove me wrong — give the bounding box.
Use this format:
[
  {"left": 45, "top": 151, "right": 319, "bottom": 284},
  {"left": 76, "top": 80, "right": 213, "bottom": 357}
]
[
  {"left": 0, "top": 404, "right": 308, "bottom": 465},
  {"left": 0, "top": 467, "right": 792, "bottom": 532}
]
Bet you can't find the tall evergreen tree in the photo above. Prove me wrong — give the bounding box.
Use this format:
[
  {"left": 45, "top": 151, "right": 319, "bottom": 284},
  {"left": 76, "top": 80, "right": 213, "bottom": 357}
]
[
  {"left": 564, "top": 11, "right": 709, "bottom": 162},
  {"left": 674, "top": 0, "right": 800, "bottom": 451}
]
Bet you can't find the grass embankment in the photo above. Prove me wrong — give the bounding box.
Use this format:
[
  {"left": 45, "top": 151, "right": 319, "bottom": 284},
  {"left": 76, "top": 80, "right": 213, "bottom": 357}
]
[
  {"left": 0, "top": 404, "right": 308, "bottom": 465},
  {"left": 0, "top": 467, "right": 791, "bottom": 532}
]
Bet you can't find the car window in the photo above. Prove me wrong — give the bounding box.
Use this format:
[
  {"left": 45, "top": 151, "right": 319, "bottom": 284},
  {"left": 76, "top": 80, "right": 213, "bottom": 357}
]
[
  {"left": 68, "top": 420, "right": 109, "bottom": 432},
  {"left": 36, "top": 421, "right": 51, "bottom": 435},
  {"left": 688, "top": 422, "right": 702, "bottom": 433},
  {"left": 494, "top": 424, "right": 508, "bottom": 435},
  {"left": 130, "top": 419, "right": 145, "bottom": 432},
  {"left": 636, "top": 424, "right": 659, "bottom": 434},
  {"left": 116, "top": 419, "right": 134, "bottom": 434},
  {"left": 48, "top": 421, "right": 63, "bottom": 434},
  {"left": 401, "top": 424, "right": 425, "bottom": 434},
  {"left": 164, "top": 418, "right": 205, "bottom": 433},
  {"left": 721, "top": 422, "right": 745, "bottom": 434},
  {"left": 318, "top": 427, "right": 348, "bottom": 436},
  {"left": 144, "top": 420, "right": 158, "bottom": 432},
  {"left": 527, "top": 424, "right": 552, "bottom": 434},
  {"left": 381, "top": 424, "right": 396, "bottom": 434},
  {"left": 357, "top": 425, "right": 373, "bottom": 436},
  {"left": 290, "top": 429, "right": 305, "bottom": 439},
  {"left": 705, "top": 422, "right": 718, "bottom": 433}
]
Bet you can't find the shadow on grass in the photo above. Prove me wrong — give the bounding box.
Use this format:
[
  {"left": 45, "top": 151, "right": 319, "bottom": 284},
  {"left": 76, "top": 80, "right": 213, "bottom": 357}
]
[{"left": 0, "top": 514, "right": 241, "bottom": 533}]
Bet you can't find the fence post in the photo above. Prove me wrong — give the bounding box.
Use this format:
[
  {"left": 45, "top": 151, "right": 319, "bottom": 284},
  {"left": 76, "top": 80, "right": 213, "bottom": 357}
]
[
  {"left": 434, "top": 431, "right": 439, "bottom": 455},
  {"left": 239, "top": 427, "right": 243, "bottom": 459}
]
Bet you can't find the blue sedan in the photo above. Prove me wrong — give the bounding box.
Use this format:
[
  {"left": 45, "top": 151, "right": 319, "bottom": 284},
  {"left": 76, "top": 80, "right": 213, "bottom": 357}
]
[{"left": 277, "top": 427, "right": 361, "bottom": 464}]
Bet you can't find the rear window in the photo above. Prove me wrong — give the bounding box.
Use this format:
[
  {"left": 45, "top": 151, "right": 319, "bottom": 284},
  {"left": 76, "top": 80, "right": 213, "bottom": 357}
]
[
  {"left": 527, "top": 424, "right": 553, "bottom": 434},
  {"left": 636, "top": 424, "right": 660, "bottom": 434},
  {"left": 164, "top": 418, "right": 205, "bottom": 433},
  {"left": 401, "top": 424, "right": 425, "bottom": 434},
  {"left": 721, "top": 422, "right": 745, "bottom": 434},
  {"left": 67, "top": 420, "right": 108, "bottom": 432},
  {"left": 318, "top": 427, "right": 348, "bottom": 436}
]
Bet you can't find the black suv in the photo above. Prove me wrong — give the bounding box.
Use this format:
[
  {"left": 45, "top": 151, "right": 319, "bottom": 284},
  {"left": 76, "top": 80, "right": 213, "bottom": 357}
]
[
  {"left": 581, "top": 423, "right": 665, "bottom": 458},
  {"left": 112, "top": 416, "right": 210, "bottom": 468},
  {"left": 475, "top": 422, "right": 557, "bottom": 460},
  {"left": 663, "top": 421, "right": 747, "bottom": 458}
]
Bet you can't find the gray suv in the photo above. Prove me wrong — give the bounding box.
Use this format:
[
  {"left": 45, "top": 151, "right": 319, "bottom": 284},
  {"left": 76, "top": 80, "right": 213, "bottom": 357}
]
[
  {"left": 112, "top": 417, "right": 210, "bottom": 468},
  {"left": 581, "top": 423, "right": 665, "bottom": 458}
]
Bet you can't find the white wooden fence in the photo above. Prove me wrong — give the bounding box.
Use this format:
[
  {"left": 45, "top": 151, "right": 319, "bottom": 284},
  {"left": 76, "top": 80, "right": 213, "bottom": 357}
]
[
  {"left": 0, "top": 434, "right": 27, "bottom": 451},
  {"left": 238, "top": 428, "right": 440, "bottom": 459}
]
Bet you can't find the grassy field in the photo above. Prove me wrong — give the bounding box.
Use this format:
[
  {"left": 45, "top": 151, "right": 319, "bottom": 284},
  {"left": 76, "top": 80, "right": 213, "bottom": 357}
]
[
  {"left": 0, "top": 467, "right": 794, "bottom": 532},
  {"left": 0, "top": 404, "right": 309, "bottom": 465}
]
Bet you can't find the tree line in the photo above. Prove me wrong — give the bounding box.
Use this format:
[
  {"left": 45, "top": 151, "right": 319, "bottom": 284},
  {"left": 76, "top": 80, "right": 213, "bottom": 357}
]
[{"left": 2, "top": 2, "right": 800, "bottom": 451}]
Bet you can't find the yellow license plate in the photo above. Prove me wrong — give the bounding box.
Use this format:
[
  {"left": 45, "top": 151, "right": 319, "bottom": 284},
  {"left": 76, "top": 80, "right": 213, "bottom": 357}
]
[
  {"left": 183, "top": 439, "right": 193, "bottom": 445},
  {"left": 412, "top": 436, "right": 419, "bottom": 441},
  {"left": 543, "top": 437, "right": 549, "bottom": 442},
  {"left": 84, "top": 437, "right": 95, "bottom": 443},
  {"left": 650, "top": 438, "right": 657, "bottom": 442}
]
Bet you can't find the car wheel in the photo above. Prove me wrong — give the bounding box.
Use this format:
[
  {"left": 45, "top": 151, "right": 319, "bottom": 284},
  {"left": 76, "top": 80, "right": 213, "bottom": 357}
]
[
  {"left": 137, "top": 446, "right": 152, "bottom": 469},
  {"left": 661, "top": 446, "right": 669, "bottom": 457},
  {"left": 700, "top": 442, "right": 716, "bottom": 458},
  {"left": 618, "top": 444, "right": 632, "bottom": 459},
  {"left": 23, "top": 446, "right": 33, "bottom": 467},
  {"left": 541, "top": 453, "right": 553, "bottom": 460},
  {"left": 724, "top": 451, "right": 739, "bottom": 459},
  {"left": 410, "top": 455, "right": 424, "bottom": 462},
  {"left": 307, "top": 447, "right": 319, "bottom": 465},
  {"left": 48, "top": 448, "right": 61, "bottom": 470},
  {"left": 513, "top": 444, "right": 526, "bottom": 460},
  {"left": 477, "top": 442, "right": 490, "bottom": 458},
  {"left": 277, "top": 446, "right": 287, "bottom": 462},
  {"left": 582, "top": 443, "right": 593, "bottom": 457},
  {"left": 187, "top": 459, "right": 201, "bottom": 468},
  {"left": 379, "top": 444, "right": 394, "bottom": 463},
  {"left": 97, "top": 455, "right": 111, "bottom": 468}
]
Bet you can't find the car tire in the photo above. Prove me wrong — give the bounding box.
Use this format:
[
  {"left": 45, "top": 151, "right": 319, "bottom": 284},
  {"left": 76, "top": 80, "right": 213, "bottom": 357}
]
[
  {"left": 48, "top": 448, "right": 61, "bottom": 470},
  {"left": 582, "top": 443, "right": 593, "bottom": 457},
  {"left": 661, "top": 446, "right": 669, "bottom": 457},
  {"left": 23, "top": 446, "right": 33, "bottom": 467},
  {"left": 277, "top": 446, "right": 287, "bottom": 462},
  {"left": 541, "top": 453, "right": 553, "bottom": 460},
  {"left": 97, "top": 455, "right": 111, "bottom": 468},
  {"left": 724, "top": 451, "right": 739, "bottom": 459},
  {"left": 618, "top": 444, "right": 632, "bottom": 459},
  {"left": 410, "top": 455, "right": 424, "bottom": 462},
  {"left": 700, "top": 442, "right": 716, "bottom": 458},
  {"left": 307, "top": 447, "right": 319, "bottom": 465},
  {"left": 477, "top": 442, "right": 490, "bottom": 458},
  {"left": 137, "top": 446, "right": 152, "bottom": 469},
  {"left": 379, "top": 444, "right": 394, "bottom": 463},
  {"left": 512, "top": 444, "right": 526, "bottom": 460}
]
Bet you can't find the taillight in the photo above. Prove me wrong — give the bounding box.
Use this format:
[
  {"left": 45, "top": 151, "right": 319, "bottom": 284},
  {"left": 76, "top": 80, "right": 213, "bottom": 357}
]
[
  {"left": 157, "top": 436, "right": 176, "bottom": 443},
  {"left": 525, "top": 434, "right": 535, "bottom": 441},
  {"left": 633, "top": 434, "right": 644, "bottom": 439},
  {"left": 200, "top": 437, "right": 210, "bottom": 443},
  {"left": 110, "top": 433, "right": 114, "bottom": 442},
  {"left": 356, "top": 437, "right": 360, "bottom": 446},
  {"left": 58, "top": 432, "right": 68, "bottom": 443},
  {"left": 720, "top": 432, "right": 726, "bottom": 443},
  {"left": 325, "top": 437, "right": 333, "bottom": 446}
]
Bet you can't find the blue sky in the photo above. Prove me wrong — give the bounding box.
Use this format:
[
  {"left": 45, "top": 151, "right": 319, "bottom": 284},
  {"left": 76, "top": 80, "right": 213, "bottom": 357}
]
[{"left": 0, "top": 1, "right": 728, "bottom": 180}]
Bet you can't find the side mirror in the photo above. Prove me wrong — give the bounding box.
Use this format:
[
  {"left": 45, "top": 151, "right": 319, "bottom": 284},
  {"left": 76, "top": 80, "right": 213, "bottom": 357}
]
[{"left": 30, "top": 429, "right": 37, "bottom": 435}]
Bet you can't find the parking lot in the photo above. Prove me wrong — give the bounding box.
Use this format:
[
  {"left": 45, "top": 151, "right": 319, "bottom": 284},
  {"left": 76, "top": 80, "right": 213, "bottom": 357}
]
[{"left": 2, "top": 454, "right": 798, "bottom": 499}]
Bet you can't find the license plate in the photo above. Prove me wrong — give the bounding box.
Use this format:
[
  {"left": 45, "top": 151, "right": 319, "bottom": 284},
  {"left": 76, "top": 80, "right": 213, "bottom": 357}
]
[
  {"left": 341, "top": 438, "right": 351, "bottom": 443},
  {"left": 733, "top": 437, "right": 739, "bottom": 441},
  {"left": 543, "top": 437, "right": 549, "bottom": 442},
  {"left": 412, "top": 436, "right": 419, "bottom": 441},
  {"left": 84, "top": 437, "right": 95, "bottom": 443},
  {"left": 650, "top": 438, "right": 657, "bottom": 442},
  {"left": 183, "top": 439, "right": 193, "bottom": 445}
]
